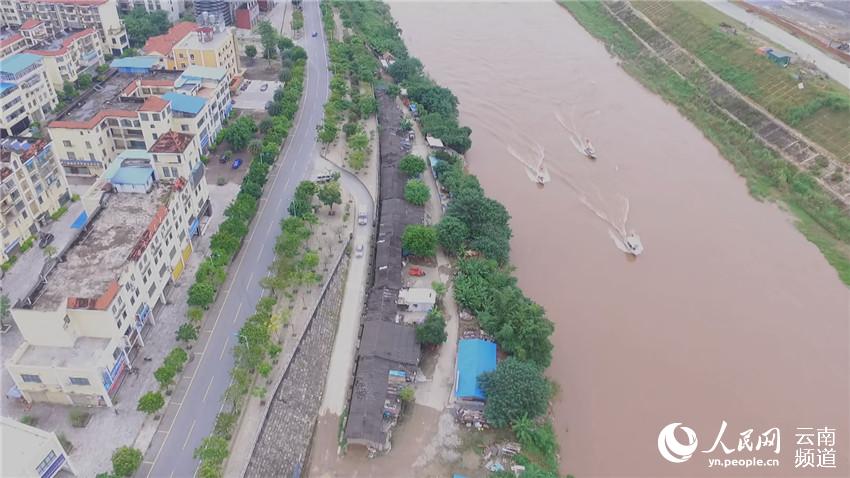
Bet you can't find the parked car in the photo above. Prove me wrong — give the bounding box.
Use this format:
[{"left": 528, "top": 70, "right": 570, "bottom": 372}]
[
  {"left": 357, "top": 210, "right": 368, "bottom": 226},
  {"left": 408, "top": 267, "right": 426, "bottom": 277},
  {"left": 314, "top": 174, "right": 334, "bottom": 184},
  {"left": 355, "top": 244, "right": 364, "bottom": 258},
  {"left": 219, "top": 153, "right": 231, "bottom": 163},
  {"left": 232, "top": 158, "right": 243, "bottom": 170},
  {"left": 312, "top": 31, "right": 318, "bottom": 38},
  {"left": 38, "top": 232, "right": 55, "bottom": 249},
  {"left": 260, "top": 83, "right": 269, "bottom": 92}
]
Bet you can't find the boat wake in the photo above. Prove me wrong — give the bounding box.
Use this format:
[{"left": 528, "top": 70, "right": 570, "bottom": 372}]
[{"left": 508, "top": 143, "right": 550, "bottom": 184}]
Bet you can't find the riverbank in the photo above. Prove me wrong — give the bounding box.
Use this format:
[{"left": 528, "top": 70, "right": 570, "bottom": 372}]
[{"left": 559, "top": 0, "right": 850, "bottom": 285}]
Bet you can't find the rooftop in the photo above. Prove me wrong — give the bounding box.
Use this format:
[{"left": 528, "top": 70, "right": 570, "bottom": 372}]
[
  {"left": 149, "top": 131, "right": 194, "bottom": 153},
  {"left": 163, "top": 91, "right": 205, "bottom": 115},
  {"left": 1, "top": 417, "right": 63, "bottom": 478},
  {"left": 32, "top": 186, "right": 168, "bottom": 311},
  {"left": 29, "top": 0, "right": 109, "bottom": 5},
  {"left": 20, "top": 19, "right": 44, "bottom": 30},
  {"left": 16, "top": 336, "right": 110, "bottom": 368},
  {"left": 175, "top": 27, "right": 232, "bottom": 51},
  {"left": 0, "top": 32, "right": 24, "bottom": 48},
  {"left": 181, "top": 65, "right": 227, "bottom": 81},
  {"left": 358, "top": 321, "right": 419, "bottom": 365},
  {"left": 0, "top": 53, "right": 41, "bottom": 76},
  {"left": 138, "top": 95, "right": 169, "bottom": 112},
  {"left": 110, "top": 56, "right": 159, "bottom": 69},
  {"left": 26, "top": 28, "right": 95, "bottom": 56},
  {"left": 143, "top": 22, "right": 198, "bottom": 56}
]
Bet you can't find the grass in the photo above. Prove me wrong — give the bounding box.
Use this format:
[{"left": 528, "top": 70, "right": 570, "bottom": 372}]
[
  {"left": 51, "top": 206, "right": 69, "bottom": 221},
  {"left": 560, "top": 0, "right": 850, "bottom": 286},
  {"left": 19, "top": 237, "right": 35, "bottom": 253}
]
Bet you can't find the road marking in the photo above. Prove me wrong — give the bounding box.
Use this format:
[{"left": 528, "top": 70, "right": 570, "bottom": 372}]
[
  {"left": 202, "top": 376, "right": 215, "bottom": 402},
  {"left": 219, "top": 335, "right": 230, "bottom": 360},
  {"left": 246, "top": 271, "right": 255, "bottom": 292},
  {"left": 267, "top": 221, "right": 275, "bottom": 235},
  {"left": 181, "top": 420, "right": 196, "bottom": 450},
  {"left": 169, "top": 471, "right": 175, "bottom": 478},
  {"left": 257, "top": 241, "right": 266, "bottom": 261},
  {"left": 232, "top": 301, "right": 243, "bottom": 325}
]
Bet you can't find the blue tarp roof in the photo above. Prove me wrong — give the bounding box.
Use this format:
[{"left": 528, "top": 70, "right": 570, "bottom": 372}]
[
  {"left": 456, "top": 339, "right": 497, "bottom": 401},
  {"left": 109, "top": 56, "right": 159, "bottom": 69},
  {"left": 0, "top": 53, "right": 41, "bottom": 75},
  {"left": 110, "top": 167, "right": 153, "bottom": 185},
  {"left": 70, "top": 211, "right": 88, "bottom": 229},
  {"left": 162, "top": 92, "right": 205, "bottom": 114}
]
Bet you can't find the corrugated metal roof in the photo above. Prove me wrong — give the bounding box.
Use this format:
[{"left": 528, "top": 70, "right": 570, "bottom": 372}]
[
  {"left": 181, "top": 65, "right": 227, "bottom": 81},
  {"left": 456, "top": 339, "right": 497, "bottom": 401},
  {"left": 109, "top": 56, "right": 159, "bottom": 69},
  {"left": 0, "top": 53, "right": 41, "bottom": 75},
  {"left": 163, "top": 92, "right": 206, "bottom": 114}
]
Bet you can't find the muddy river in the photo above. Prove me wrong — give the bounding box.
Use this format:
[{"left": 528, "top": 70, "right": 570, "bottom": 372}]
[{"left": 390, "top": 2, "right": 849, "bottom": 476}]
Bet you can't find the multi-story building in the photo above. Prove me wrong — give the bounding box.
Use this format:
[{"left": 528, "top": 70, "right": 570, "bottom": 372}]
[
  {"left": 6, "top": 132, "right": 211, "bottom": 407},
  {"left": 0, "top": 0, "right": 21, "bottom": 27},
  {"left": 0, "top": 417, "right": 77, "bottom": 477},
  {"left": 0, "top": 53, "right": 59, "bottom": 137},
  {"left": 143, "top": 18, "right": 240, "bottom": 79},
  {"left": 10, "top": 0, "right": 128, "bottom": 56},
  {"left": 193, "top": 0, "right": 232, "bottom": 26},
  {"left": 0, "top": 31, "right": 28, "bottom": 58},
  {"left": 48, "top": 63, "right": 231, "bottom": 176},
  {"left": 117, "top": 0, "right": 185, "bottom": 23},
  {"left": 233, "top": 0, "right": 258, "bottom": 30},
  {"left": 25, "top": 28, "right": 104, "bottom": 87},
  {"left": 0, "top": 138, "right": 71, "bottom": 263}
]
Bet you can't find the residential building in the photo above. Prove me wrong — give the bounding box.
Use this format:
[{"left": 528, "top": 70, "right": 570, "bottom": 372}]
[
  {"left": 0, "top": 0, "right": 21, "bottom": 27},
  {"left": 10, "top": 0, "right": 128, "bottom": 56},
  {"left": 0, "top": 31, "right": 28, "bottom": 58},
  {"left": 0, "top": 138, "right": 71, "bottom": 263},
  {"left": 117, "top": 0, "right": 185, "bottom": 23},
  {"left": 0, "top": 417, "right": 77, "bottom": 477},
  {"left": 0, "top": 53, "right": 59, "bottom": 137},
  {"left": 48, "top": 63, "right": 230, "bottom": 176},
  {"left": 397, "top": 287, "right": 436, "bottom": 313},
  {"left": 234, "top": 0, "right": 258, "bottom": 30},
  {"left": 193, "top": 0, "right": 233, "bottom": 26},
  {"left": 6, "top": 132, "right": 211, "bottom": 407},
  {"left": 143, "top": 19, "right": 240, "bottom": 79},
  {"left": 25, "top": 28, "right": 104, "bottom": 87}
]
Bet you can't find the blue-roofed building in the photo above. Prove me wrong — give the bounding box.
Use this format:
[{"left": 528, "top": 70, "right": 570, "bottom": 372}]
[
  {"left": 103, "top": 150, "right": 154, "bottom": 193},
  {"left": 109, "top": 56, "right": 160, "bottom": 74},
  {"left": 0, "top": 53, "right": 42, "bottom": 80},
  {"left": 0, "top": 53, "right": 58, "bottom": 137},
  {"left": 456, "top": 339, "right": 497, "bottom": 402},
  {"left": 163, "top": 92, "right": 206, "bottom": 115},
  {"left": 177, "top": 65, "right": 228, "bottom": 84},
  {"left": 170, "top": 66, "right": 231, "bottom": 150}
]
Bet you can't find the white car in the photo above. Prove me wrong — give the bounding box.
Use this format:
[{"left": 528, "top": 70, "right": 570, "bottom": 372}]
[{"left": 355, "top": 244, "right": 365, "bottom": 257}]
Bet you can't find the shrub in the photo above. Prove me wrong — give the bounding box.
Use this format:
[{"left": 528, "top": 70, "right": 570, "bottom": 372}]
[
  {"left": 479, "top": 358, "right": 551, "bottom": 428},
  {"left": 416, "top": 309, "right": 447, "bottom": 346},
  {"left": 19, "top": 415, "right": 38, "bottom": 426},
  {"left": 187, "top": 282, "right": 216, "bottom": 308},
  {"left": 111, "top": 447, "right": 142, "bottom": 477},
  {"left": 137, "top": 391, "right": 165, "bottom": 415},
  {"left": 399, "top": 154, "right": 426, "bottom": 177},
  {"left": 69, "top": 409, "right": 90, "bottom": 428},
  {"left": 213, "top": 412, "right": 237, "bottom": 439},
  {"left": 402, "top": 225, "right": 437, "bottom": 257},
  {"left": 176, "top": 323, "right": 199, "bottom": 342},
  {"left": 404, "top": 179, "right": 430, "bottom": 206},
  {"left": 187, "top": 306, "right": 204, "bottom": 323}
]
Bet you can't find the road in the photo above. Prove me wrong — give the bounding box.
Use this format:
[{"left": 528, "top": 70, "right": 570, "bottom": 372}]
[
  {"left": 142, "top": 2, "right": 330, "bottom": 476},
  {"left": 705, "top": 0, "right": 850, "bottom": 90}
]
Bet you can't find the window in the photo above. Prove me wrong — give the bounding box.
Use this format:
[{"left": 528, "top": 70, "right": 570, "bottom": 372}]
[
  {"left": 20, "top": 374, "right": 41, "bottom": 383},
  {"left": 62, "top": 140, "right": 71, "bottom": 147},
  {"left": 69, "top": 377, "right": 90, "bottom": 386},
  {"left": 139, "top": 112, "right": 148, "bottom": 121},
  {"left": 181, "top": 124, "right": 189, "bottom": 132},
  {"left": 152, "top": 113, "right": 160, "bottom": 121},
  {"left": 36, "top": 450, "right": 57, "bottom": 475}
]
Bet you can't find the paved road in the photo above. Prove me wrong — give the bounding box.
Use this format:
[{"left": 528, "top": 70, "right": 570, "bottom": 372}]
[
  {"left": 705, "top": 1, "right": 850, "bottom": 89},
  {"left": 143, "top": 2, "right": 330, "bottom": 476}
]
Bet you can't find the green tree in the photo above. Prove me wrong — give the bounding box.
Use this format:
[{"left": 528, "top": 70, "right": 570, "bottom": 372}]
[
  {"left": 415, "top": 310, "right": 447, "bottom": 346},
  {"left": 122, "top": 7, "right": 171, "bottom": 47},
  {"left": 436, "top": 215, "right": 468, "bottom": 254},
  {"left": 136, "top": 391, "right": 164, "bottom": 415},
  {"left": 258, "top": 117, "right": 274, "bottom": 133},
  {"left": 387, "top": 56, "right": 423, "bottom": 82},
  {"left": 318, "top": 122, "right": 338, "bottom": 144},
  {"left": 187, "top": 282, "right": 215, "bottom": 308},
  {"left": 399, "top": 154, "right": 426, "bottom": 177},
  {"left": 76, "top": 74, "right": 93, "bottom": 89},
  {"left": 249, "top": 139, "right": 263, "bottom": 155},
  {"left": 61, "top": 81, "right": 78, "bottom": 100},
  {"left": 478, "top": 358, "right": 551, "bottom": 428},
  {"left": 402, "top": 225, "right": 437, "bottom": 257},
  {"left": 399, "top": 386, "right": 415, "bottom": 403},
  {"left": 194, "top": 436, "right": 229, "bottom": 466},
  {"left": 176, "top": 323, "right": 198, "bottom": 342},
  {"left": 317, "top": 181, "right": 342, "bottom": 214},
  {"left": 244, "top": 44, "right": 257, "bottom": 62},
  {"left": 277, "top": 36, "right": 294, "bottom": 52},
  {"left": 404, "top": 179, "right": 430, "bottom": 206},
  {"left": 197, "top": 462, "right": 222, "bottom": 478},
  {"left": 512, "top": 415, "right": 535, "bottom": 445},
  {"left": 154, "top": 364, "right": 176, "bottom": 389},
  {"left": 255, "top": 20, "right": 278, "bottom": 63},
  {"left": 348, "top": 131, "right": 369, "bottom": 151},
  {"left": 348, "top": 149, "right": 366, "bottom": 170},
  {"left": 0, "top": 294, "right": 11, "bottom": 327},
  {"left": 111, "top": 447, "right": 142, "bottom": 477}
]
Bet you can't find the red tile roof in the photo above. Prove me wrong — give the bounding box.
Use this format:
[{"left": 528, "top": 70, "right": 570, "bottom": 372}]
[
  {"left": 26, "top": 28, "right": 95, "bottom": 57},
  {"left": 149, "top": 131, "right": 194, "bottom": 154},
  {"left": 0, "top": 33, "right": 24, "bottom": 49},
  {"left": 139, "top": 95, "right": 169, "bottom": 112},
  {"left": 49, "top": 109, "right": 137, "bottom": 130},
  {"left": 143, "top": 22, "right": 198, "bottom": 56},
  {"left": 20, "top": 19, "right": 44, "bottom": 30},
  {"left": 26, "top": 0, "right": 109, "bottom": 6}
]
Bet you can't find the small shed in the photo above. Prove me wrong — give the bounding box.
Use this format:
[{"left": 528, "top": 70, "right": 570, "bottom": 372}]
[
  {"left": 426, "top": 136, "right": 445, "bottom": 149},
  {"left": 109, "top": 56, "right": 159, "bottom": 75},
  {"left": 455, "top": 339, "right": 497, "bottom": 401},
  {"left": 767, "top": 49, "right": 792, "bottom": 67},
  {"left": 397, "top": 287, "right": 436, "bottom": 312}
]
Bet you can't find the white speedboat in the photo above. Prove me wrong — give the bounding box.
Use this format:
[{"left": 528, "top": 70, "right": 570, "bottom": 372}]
[{"left": 624, "top": 232, "right": 643, "bottom": 256}]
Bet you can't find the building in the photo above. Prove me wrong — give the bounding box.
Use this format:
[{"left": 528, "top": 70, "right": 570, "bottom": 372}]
[
  {"left": 48, "top": 63, "right": 230, "bottom": 177},
  {"left": 117, "top": 0, "right": 185, "bottom": 23},
  {"left": 757, "top": 46, "right": 793, "bottom": 67},
  {"left": 25, "top": 28, "right": 104, "bottom": 87},
  {"left": 1, "top": 138, "right": 71, "bottom": 263},
  {"left": 193, "top": 0, "right": 232, "bottom": 26},
  {"left": 9, "top": 0, "right": 128, "bottom": 56},
  {"left": 0, "top": 416, "right": 77, "bottom": 477},
  {"left": 143, "top": 18, "right": 240, "bottom": 79},
  {"left": 0, "top": 31, "right": 28, "bottom": 57},
  {"left": 455, "top": 339, "right": 497, "bottom": 402},
  {"left": 397, "top": 287, "right": 436, "bottom": 313},
  {"left": 0, "top": 53, "right": 59, "bottom": 137},
  {"left": 233, "top": 0, "right": 258, "bottom": 30},
  {"left": 6, "top": 132, "right": 211, "bottom": 406}
]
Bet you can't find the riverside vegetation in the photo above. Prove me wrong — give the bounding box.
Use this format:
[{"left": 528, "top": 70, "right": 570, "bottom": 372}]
[
  {"left": 327, "top": 1, "right": 559, "bottom": 475},
  {"left": 561, "top": 1, "right": 850, "bottom": 286}
]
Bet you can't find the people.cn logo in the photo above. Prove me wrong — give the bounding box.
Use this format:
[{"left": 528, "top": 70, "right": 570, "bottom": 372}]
[{"left": 658, "top": 423, "right": 699, "bottom": 463}]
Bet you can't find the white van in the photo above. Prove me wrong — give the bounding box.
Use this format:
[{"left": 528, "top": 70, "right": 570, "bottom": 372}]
[{"left": 357, "top": 209, "right": 368, "bottom": 225}]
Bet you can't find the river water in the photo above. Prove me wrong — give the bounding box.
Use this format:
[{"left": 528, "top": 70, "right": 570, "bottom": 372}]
[{"left": 390, "top": 1, "right": 849, "bottom": 476}]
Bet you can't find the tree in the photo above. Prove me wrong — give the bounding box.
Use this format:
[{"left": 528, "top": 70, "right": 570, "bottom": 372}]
[
  {"left": 317, "top": 181, "right": 342, "bottom": 214},
  {"left": 399, "top": 386, "right": 415, "bottom": 403},
  {"left": 111, "top": 447, "right": 142, "bottom": 477},
  {"left": 404, "top": 179, "right": 430, "bottom": 206},
  {"left": 137, "top": 391, "right": 164, "bottom": 415},
  {"left": 0, "top": 294, "right": 10, "bottom": 327},
  {"left": 76, "top": 74, "right": 93, "bottom": 90},
  {"left": 402, "top": 225, "right": 437, "bottom": 257},
  {"left": 122, "top": 7, "right": 171, "bottom": 47},
  {"left": 258, "top": 117, "right": 274, "bottom": 133},
  {"left": 187, "top": 282, "right": 215, "bottom": 308},
  {"left": 478, "top": 358, "right": 551, "bottom": 428},
  {"left": 399, "top": 154, "right": 426, "bottom": 177},
  {"left": 512, "top": 415, "right": 535, "bottom": 445},
  {"left": 154, "top": 364, "right": 176, "bottom": 389},
  {"left": 244, "top": 44, "right": 257, "bottom": 62},
  {"left": 255, "top": 20, "right": 278, "bottom": 63},
  {"left": 436, "top": 215, "right": 468, "bottom": 254},
  {"left": 347, "top": 131, "right": 369, "bottom": 151},
  {"left": 387, "top": 56, "right": 423, "bottom": 82},
  {"left": 248, "top": 139, "right": 263, "bottom": 155},
  {"left": 194, "top": 435, "right": 229, "bottom": 466},
  {"left": 197, "top": 462, "right": 222, "bottom": 478},
  {"left": 277, "top": 36, "right": 294, "bottom": 52},
  {"left": 400, "top": 118, "right": 413, "bottom": 132},
  {"left": 431, "top": 281, "right": 447, "bottom": 302},
  {"left": 415, "top": 310, "right": 447, "bottom": 346},
  {"left": 176, "top": 323, "right": 198, "bottom": 342}
]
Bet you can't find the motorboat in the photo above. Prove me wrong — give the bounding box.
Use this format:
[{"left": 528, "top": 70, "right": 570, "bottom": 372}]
[
  {"left": 584, "top": 138, "right": 596, "bottom": 159},
  {"left": 624, "top": 232, "right": 643, "bottom": 256}
]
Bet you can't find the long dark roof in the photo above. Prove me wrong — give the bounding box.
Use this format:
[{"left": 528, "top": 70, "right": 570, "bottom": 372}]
[
  {"left": 358, "top": 320, "right": 419, "bottom": 365},
  {"left": 345, "top": 356, "right": 392, "bottom": 447}
]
